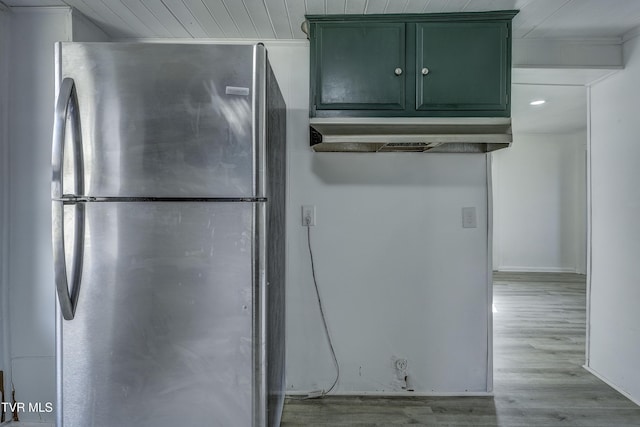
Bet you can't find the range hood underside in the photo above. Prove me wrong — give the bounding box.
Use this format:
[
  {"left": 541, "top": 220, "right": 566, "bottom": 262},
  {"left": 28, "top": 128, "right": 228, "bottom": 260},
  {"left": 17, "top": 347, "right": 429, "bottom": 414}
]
[{"left": 310, "top": 117, "right": 512, "bottom": 153}]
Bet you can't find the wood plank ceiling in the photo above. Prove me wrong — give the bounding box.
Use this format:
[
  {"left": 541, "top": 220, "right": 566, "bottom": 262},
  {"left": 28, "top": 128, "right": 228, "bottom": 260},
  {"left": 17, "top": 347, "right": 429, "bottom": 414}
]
[
  {"left": 4, "top": 0, "right": 639, "bottom": 135},
  {"left": 3, "top": 0, "right": 640, "bottom": 40}
]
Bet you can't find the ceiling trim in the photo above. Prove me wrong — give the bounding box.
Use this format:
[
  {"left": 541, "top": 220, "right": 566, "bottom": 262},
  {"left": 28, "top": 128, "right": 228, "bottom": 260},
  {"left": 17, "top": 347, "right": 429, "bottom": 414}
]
[
  {"left": 622, "top": 25, "right": 640, "bottom": 43},
  {"left": 512, "top": 68, "right": 622, "bottom": 86},
  {"left": 120, "top": 37, "right": 309, "bottom": 47},
  {"left": 513, "top": 38, "right": 623, "bottom": 69}
]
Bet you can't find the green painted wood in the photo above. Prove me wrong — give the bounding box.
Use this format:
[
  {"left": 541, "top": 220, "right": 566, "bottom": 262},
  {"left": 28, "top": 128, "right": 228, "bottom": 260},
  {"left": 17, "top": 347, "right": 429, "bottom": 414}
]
[
  {"left": 307, "top": 12, "right": 516, "bottom": 118},
  {"left": 415, "top": 22, "right": 509, "bottom": 113},
  {"left": 306, "top": 11, "right": 519, "bottom": 23},
  {"left": 312, "top": 22, "right": 406, "bottom": 111}
]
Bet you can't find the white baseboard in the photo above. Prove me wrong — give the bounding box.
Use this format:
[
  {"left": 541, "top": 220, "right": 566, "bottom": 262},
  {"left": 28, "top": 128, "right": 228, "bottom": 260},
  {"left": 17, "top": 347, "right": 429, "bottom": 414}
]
[
  {"left": 495, "top": 266, "right": 577, "bottom": 273},
  {"left": 583, "top": 365, "right": 640, "bottom": 406},
  {"left": 0, "top": 423, "right": 53, "bottom": 427},
  {"left": 286, "top": 390, "right": 494, "bottom": 398}
]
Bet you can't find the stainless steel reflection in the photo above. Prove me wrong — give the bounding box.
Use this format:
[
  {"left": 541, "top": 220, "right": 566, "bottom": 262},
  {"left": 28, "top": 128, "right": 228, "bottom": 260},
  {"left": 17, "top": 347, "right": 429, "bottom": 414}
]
[
  {"left": 53, "top": 43, "right": 286, "bottom": 427},
  {"left": 253, "top": 202, "right": 267, "bottom": 427},
  {"left": 59, "top": 43, "right": 258, "bottom": 198},
  {"left": 62, "top": 202, "right": 254, "bottom": 426},
  {"left": 252, "top": 48, "right": 268, "bottom": 426},
  {"left": 253, "top": 44, "right": 267, "bottom": 199}
]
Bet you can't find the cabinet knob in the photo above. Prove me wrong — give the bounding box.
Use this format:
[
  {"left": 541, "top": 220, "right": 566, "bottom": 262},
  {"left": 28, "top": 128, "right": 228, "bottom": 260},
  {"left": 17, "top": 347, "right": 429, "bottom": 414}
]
[
  {"left": 421, "top": 67, "right": 430, "bottom": 75},
  {"left": 394, "top": 67, "right": 403, "bottom": 76}
]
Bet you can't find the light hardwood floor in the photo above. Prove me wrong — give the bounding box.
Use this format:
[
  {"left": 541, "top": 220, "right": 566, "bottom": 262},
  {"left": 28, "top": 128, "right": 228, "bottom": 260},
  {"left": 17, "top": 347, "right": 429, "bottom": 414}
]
[{"left": 281, "top": 272, "right": 640, "bottom": 426}]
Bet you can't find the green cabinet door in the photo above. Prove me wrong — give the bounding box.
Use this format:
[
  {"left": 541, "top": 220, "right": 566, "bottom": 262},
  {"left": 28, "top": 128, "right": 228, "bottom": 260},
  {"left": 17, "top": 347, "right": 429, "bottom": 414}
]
[
  {"left": 415, "top": 22, "right": 509, "bottom": 115},
  {"left": 312, "top": 22, "right": 405, "bottom": 111}
]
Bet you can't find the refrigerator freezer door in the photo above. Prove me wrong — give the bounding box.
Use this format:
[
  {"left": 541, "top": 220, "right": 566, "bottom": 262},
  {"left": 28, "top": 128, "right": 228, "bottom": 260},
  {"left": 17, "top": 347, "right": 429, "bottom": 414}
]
[
  {"left": 57, "top": 201, "right": 262, "bottom": 427},
  {"left": 56, "top": 43, "right": 264, "bottom": 198}
]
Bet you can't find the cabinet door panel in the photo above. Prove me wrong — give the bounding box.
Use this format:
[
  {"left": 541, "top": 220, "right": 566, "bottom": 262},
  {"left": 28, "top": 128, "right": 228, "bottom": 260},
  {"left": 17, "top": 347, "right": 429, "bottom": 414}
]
[
  {"left": 416, "top": 22, "right": 508, "bottom": 113},
  {"left": 313, "top": 22, "right": 405, "bottom": 111}
]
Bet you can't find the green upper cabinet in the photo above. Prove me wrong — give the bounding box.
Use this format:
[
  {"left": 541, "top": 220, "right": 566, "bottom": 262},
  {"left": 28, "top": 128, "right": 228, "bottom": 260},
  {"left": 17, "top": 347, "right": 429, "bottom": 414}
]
[
  {"left": 415, "top": 22, "right": 509, "bottom": 113},
  {"left": 312, "top": 22, "right": 406, "bottom": 111},
  {"left": 308, "top": 11, "right": 517, "bottom": 118}
]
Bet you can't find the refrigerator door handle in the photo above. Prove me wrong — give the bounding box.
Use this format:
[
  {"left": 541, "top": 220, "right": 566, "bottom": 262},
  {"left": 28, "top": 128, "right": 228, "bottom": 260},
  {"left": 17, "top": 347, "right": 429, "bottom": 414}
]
[
  {"left": 52, "top": 201, "right": 85, "bottom": 320},
  {"left": 52, "top": 77, "right": 84, "bottom": 199},
  {"left": 52, "top": 77, "right": 85, "bottom": 320}
]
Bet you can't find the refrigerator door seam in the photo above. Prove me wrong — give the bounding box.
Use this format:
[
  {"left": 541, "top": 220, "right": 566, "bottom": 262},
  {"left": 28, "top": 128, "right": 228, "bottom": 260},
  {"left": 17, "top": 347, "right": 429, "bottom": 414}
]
[{"left": 53, "top": 197, "right": 267, "bottom": 203}]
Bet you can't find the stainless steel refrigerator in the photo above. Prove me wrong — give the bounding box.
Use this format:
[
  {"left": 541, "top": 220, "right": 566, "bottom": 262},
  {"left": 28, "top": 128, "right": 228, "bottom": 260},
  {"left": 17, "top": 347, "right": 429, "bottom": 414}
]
[{"left": 51, "top": 43, "right": 286, "bottom": 427}]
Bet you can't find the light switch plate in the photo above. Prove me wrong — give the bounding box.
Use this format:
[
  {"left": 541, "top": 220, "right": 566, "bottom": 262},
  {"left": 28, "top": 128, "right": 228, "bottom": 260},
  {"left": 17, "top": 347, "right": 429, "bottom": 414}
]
[{"left": 462, "top": 207, "right": 477, "bottom": 228}]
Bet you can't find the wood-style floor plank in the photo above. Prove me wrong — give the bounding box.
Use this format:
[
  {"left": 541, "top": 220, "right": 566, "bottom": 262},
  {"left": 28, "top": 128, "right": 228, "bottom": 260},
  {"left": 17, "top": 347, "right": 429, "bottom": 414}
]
[{"left": 281, "top": 273, "right": 640, "bottom": 426}]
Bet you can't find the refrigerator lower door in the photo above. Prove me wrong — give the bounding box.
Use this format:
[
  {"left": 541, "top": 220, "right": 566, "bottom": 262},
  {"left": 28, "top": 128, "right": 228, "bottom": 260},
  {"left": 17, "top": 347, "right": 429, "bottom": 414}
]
[{"left": 57, "top": 201, "right": 265, "bottom": 427}]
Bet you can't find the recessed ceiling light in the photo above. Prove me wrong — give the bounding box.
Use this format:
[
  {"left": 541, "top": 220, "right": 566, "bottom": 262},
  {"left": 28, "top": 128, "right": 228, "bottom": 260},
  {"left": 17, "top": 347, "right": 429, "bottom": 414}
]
[{"left": 530, "top": 99, "right": 546, "bottom": 106}]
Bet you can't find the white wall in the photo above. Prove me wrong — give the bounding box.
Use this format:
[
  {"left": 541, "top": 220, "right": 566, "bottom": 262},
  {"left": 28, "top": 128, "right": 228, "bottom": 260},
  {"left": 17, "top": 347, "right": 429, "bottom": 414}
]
[
  {"left": 265, "top": 43, "right": 492, "bottom": 395},
  {"left": 492, "top": 132, "right": 587, "bottom": 273},
  {"left": 70, "top": 8, "right": 109, "bottom": 42},
  {"left": 2, "top": 7, "right": 107, "bottom": 422},
  {"left": 0, "top": 6, "right": 11, "bottom": 403},
  {"left": 587, "top": 30, "right": 640, "bottom": 405},
  {"left": 5, "top": 9, "right": 70, "bottom": 423}
]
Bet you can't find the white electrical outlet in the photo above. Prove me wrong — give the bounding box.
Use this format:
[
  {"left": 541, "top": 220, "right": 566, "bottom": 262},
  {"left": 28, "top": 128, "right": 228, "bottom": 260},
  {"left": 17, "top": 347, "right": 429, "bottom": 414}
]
[
  {"left": 395, "top": 358, "right": 408, "bottom": 372},
  {"left": 462, "top": 207, "right": 477, "bottom": 228},
  {"left": 301, "top": 205, "right": 316, "bottom": 226}
]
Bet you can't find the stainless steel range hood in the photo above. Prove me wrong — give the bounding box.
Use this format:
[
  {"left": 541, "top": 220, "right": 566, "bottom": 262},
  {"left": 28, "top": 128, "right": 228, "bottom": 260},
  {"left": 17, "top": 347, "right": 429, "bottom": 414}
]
[{"left": 309, "top": 117, "right": 512, "bottom": 153}]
